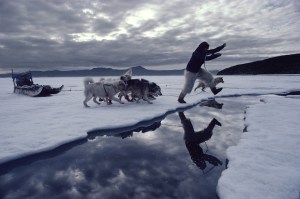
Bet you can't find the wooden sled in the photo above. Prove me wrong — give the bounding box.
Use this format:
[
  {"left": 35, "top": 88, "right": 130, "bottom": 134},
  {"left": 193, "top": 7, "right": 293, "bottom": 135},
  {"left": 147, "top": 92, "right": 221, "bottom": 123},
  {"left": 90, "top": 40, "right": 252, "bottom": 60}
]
[{"left": 12, "top": 70, "right": 64, "bottom": 97}]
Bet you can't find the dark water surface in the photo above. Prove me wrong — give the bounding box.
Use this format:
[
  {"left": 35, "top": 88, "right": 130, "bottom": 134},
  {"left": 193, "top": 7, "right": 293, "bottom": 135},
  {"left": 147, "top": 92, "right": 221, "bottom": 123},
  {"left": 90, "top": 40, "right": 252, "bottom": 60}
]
[{"left": 0, "top": 96, "right": 259, "bottom": 199}]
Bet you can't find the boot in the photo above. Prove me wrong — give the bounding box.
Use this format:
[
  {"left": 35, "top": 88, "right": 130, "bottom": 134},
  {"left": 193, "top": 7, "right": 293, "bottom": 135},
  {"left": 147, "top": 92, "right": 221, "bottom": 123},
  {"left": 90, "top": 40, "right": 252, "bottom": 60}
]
[
  {"left": 206, "top": 118, "right": 222, "bottom": 132},
  {"left": 178, "top": 92, "right": 186, "bottom": 103},
  {"left": 211, "top": 87, "right": 223, "bottom": 95},
  {"left": 203, "top": 154, "right": 223, "bottom": 166},
  {"left": 178, "top": 98, "right": 186, "bottom": 103},
  {"left": 212, "top": 118, "right": 222, "bottom": 126}
]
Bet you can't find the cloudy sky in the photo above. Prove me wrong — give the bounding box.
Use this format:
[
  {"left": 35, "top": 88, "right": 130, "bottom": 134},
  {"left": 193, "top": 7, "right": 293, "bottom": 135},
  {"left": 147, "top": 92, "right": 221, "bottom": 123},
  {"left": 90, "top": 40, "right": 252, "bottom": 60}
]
[{"left": 0, "top": 0, "right": 299, "bottom": 73}]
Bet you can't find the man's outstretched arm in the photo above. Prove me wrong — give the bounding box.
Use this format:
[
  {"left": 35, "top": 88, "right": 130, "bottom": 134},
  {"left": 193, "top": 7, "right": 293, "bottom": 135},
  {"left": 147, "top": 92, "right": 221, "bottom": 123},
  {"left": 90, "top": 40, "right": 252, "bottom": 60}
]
[{"left": 207, "top": 43, "right": 226, "bottom": 54}]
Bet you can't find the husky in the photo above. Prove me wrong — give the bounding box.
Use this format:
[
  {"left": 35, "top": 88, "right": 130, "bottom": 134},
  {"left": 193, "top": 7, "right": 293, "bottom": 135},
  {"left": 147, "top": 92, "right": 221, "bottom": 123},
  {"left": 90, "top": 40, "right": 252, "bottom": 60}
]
[
  {"left": 130, "top": 79, "right": 162, "bottom": 102},
  {"left": 118, "top": 68, "right": 133, "bottom": 102},
  {"left": 83, "top": 78, "right": 126, "bottom": 107},
  {"left": 96, "top": 69, "right": 133, "bottom": 104},
  {"left": 125, "top": 78, "right": 162, "bottom": 104},
  {"left": 194, "top": 76, "right": 224, "bottom": 92},
  {"left": 145, "top": 80, "right": 162, "bottom": 100},
  {"left": 117, "top": 68, "right": 162, "bottom": 103},
  {"left": 120, "top": 68, "right": 132, "bottom": 83}
]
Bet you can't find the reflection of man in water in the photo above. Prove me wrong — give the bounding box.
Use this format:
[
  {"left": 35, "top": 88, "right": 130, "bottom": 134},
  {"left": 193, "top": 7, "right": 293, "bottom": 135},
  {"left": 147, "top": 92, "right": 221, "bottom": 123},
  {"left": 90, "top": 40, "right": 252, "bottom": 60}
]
[{"left": 178, "top": 112, "right": 222, "bottom": 170}]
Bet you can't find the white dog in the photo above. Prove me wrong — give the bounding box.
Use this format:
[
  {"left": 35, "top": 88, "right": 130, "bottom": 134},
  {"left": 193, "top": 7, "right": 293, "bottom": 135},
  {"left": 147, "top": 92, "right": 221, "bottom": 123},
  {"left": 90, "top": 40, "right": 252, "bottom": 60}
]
[
  {"left": 83, "top": 78, "right": 126, "bottom": 107},
  {"left": 194, "top": 76, "right": 224, "bottom": 91},
  {"left": 194, "top": 68, "right": 224, "bottom": 95}
]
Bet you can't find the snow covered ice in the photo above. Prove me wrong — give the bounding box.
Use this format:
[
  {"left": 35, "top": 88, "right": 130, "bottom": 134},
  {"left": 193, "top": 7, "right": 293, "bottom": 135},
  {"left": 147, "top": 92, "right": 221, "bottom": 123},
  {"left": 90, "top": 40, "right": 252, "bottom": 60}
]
[
  {"left": 0, "top": 75, "right": 300, "bottom": 199},
  {"left": 217, "top": 94, "right": 300, "bottom": 199}
]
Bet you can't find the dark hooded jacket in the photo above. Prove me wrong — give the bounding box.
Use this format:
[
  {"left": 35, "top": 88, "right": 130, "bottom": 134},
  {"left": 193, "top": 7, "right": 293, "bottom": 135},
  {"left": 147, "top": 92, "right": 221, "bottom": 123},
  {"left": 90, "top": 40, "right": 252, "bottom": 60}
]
[{"left": 186, "top": 42, "right": 225, "bottom": 73}]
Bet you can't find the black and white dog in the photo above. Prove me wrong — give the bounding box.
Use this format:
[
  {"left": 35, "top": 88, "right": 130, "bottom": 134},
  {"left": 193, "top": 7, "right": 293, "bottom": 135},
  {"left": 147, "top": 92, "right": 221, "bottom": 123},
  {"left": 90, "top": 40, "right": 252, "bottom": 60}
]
[
  {"left": 118, "top": 69, "right": 162, "bottom": 104},
  {"left": 125, "top": 78, "right": 162, "bottom": 104}
]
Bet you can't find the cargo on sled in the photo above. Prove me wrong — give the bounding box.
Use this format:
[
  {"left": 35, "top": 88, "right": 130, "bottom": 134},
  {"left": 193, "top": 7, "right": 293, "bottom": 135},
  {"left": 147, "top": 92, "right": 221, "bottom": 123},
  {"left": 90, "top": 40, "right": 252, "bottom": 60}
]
[{"left": 11, "top": 70, "right": 64, "bottom": 97}]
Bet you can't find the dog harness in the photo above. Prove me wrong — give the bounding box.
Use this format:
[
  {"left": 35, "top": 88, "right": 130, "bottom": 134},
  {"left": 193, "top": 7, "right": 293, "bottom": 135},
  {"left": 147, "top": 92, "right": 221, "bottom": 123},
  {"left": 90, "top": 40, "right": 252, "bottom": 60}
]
[{"left": 103, "top": 84, "right": 117, "bottom": 97}]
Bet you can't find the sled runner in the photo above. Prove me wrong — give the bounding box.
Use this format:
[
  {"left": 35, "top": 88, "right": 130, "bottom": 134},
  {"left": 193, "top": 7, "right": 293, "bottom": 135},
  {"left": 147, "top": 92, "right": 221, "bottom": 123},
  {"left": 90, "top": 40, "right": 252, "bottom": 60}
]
[{"left": 12, "top": 70, "right": 64, "bottom": 97}]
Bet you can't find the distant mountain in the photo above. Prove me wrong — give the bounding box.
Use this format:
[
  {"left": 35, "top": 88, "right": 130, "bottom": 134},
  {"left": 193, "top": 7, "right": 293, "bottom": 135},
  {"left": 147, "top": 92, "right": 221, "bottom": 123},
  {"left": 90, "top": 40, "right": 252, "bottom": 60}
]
[
  {"left": 217, "top": 53, "right": 300, "bottom": 75},
  {"left": 0, "top": 66, "right": 185, "bottom": 78}
]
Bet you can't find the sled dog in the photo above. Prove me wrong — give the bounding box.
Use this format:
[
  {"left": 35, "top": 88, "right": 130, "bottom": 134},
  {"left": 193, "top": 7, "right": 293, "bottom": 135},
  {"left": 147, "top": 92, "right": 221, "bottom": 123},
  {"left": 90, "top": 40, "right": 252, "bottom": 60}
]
[
  {"left": 120, "top": 68, "right": 132, "bottom": 83},
  {"left": 117, "top": 68, "right": 162, "bottom": 103},
  {"left": 83, "top": 78, "right": 126, "bottom": 107},
  {"left": 194, "top": 76, "right": 224, "bottom": 92},
  {"left": 124, "top": 79, "right": 162, "bottom": 104}
]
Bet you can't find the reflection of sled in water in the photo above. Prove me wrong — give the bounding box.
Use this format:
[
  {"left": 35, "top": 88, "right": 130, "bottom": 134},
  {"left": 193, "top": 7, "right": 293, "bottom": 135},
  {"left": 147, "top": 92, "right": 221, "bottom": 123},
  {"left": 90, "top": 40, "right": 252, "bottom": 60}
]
[
  {"left": 113, "top": 121, "right": 161, "bottom": 139},
  {"left": 87, "top": 119, "right": 162, "bottom": 139},
  {"left": 12, "top": 70, "right": 64, "bottom": 97}
]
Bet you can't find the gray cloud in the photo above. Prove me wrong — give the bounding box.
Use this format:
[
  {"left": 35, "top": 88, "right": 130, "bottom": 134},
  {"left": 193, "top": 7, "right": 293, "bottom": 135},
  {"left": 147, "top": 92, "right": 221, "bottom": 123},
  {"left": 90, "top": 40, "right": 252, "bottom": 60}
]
[{"left": 0, "top": 0, "right": 299, "bottom": 73}]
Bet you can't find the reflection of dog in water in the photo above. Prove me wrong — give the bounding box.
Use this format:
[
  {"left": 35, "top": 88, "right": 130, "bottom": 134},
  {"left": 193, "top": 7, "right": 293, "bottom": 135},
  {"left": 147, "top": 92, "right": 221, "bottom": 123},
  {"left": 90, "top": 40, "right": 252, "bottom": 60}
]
[{"left": 178, "top": 112, "right": 222, "bottom": 170}]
